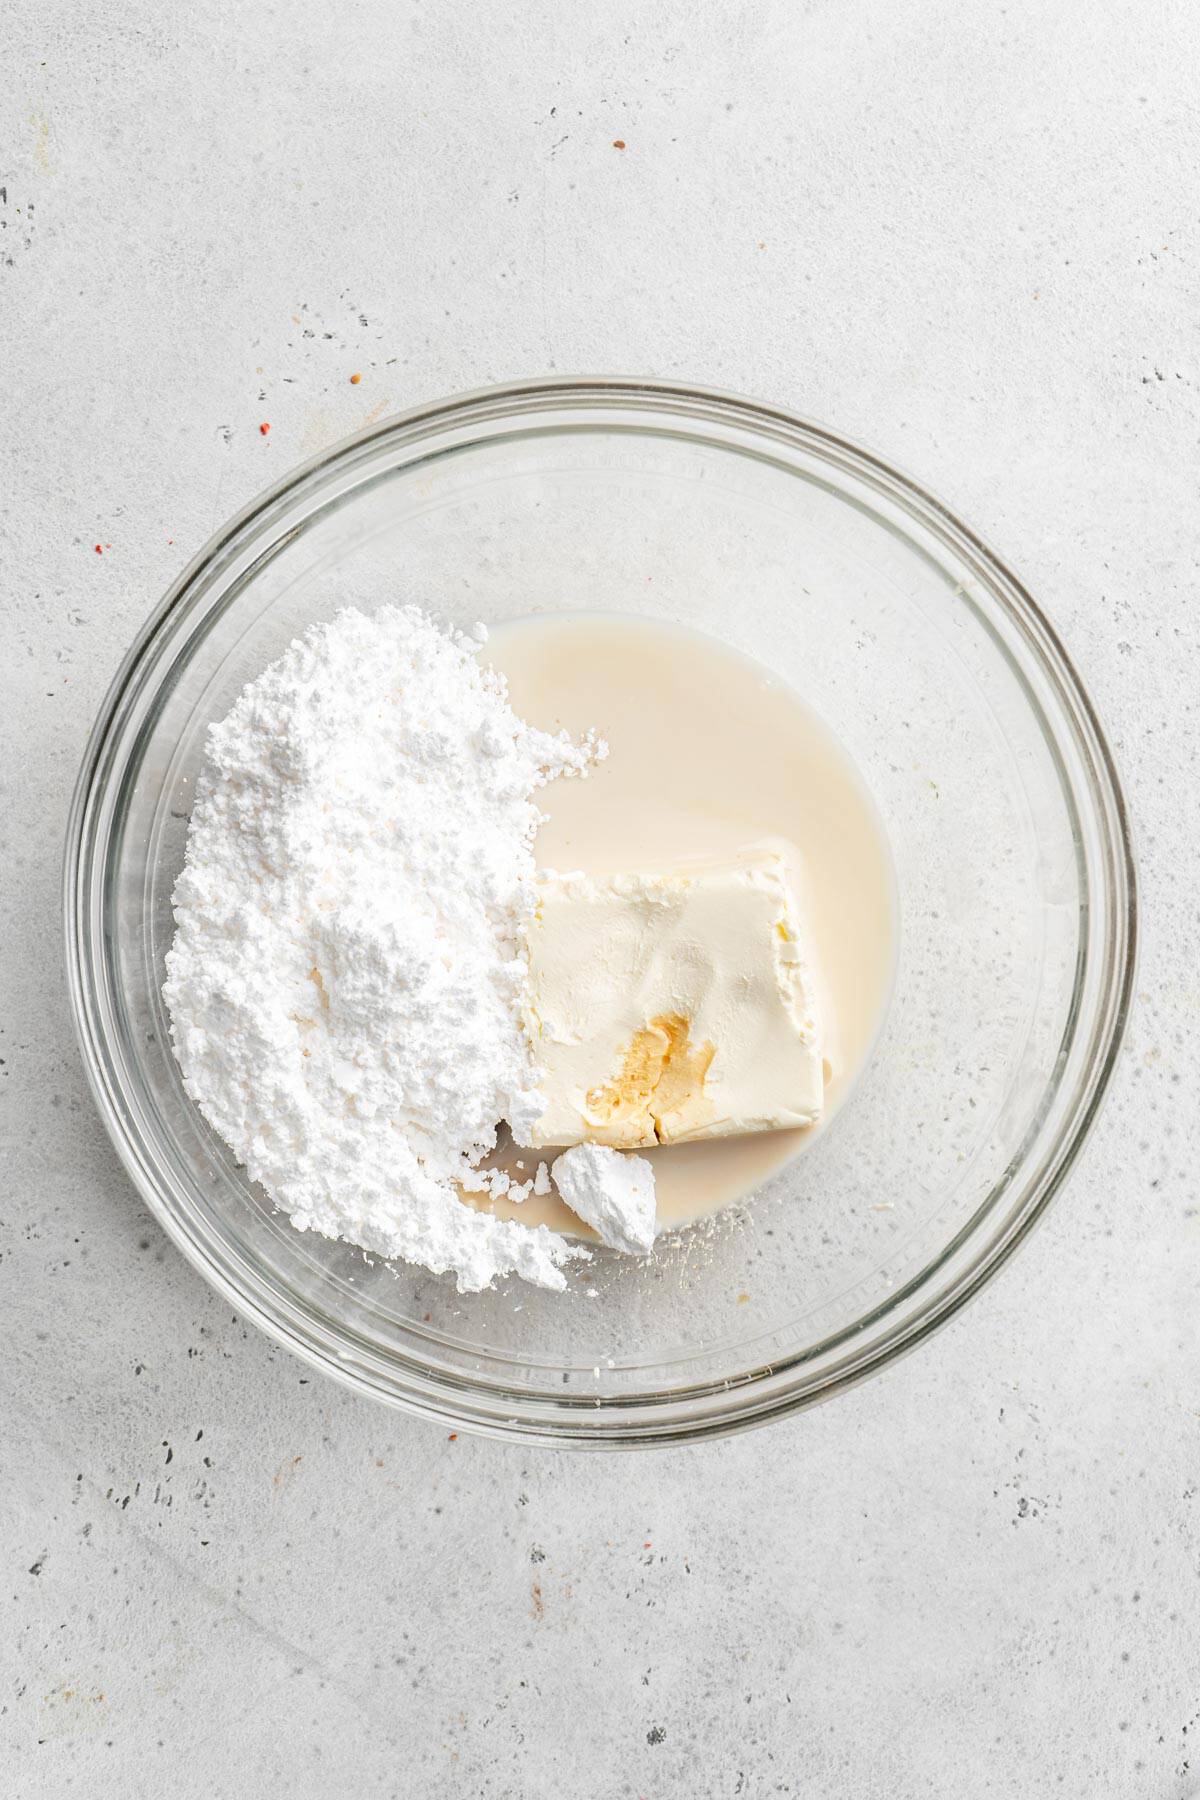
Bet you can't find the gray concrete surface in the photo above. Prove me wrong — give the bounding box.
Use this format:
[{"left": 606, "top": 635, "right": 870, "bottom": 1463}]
[{"left": 3, "top": 2, "right": 1198, "bottom": 1795}]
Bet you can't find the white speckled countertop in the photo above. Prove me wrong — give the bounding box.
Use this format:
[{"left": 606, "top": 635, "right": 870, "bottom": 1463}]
[{"left": 3, "top": 2, "right": 1197, "bottom": 1794}]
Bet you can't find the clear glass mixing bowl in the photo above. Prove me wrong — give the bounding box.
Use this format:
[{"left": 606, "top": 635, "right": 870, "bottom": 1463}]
[{"left": 64, "top": 379, "right": 1136, "bottom": 1445}]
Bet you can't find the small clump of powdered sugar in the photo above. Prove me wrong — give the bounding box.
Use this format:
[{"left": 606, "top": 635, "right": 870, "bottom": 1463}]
[{"left": 164, "top": 604, "right": 604, "bottom": 1293}]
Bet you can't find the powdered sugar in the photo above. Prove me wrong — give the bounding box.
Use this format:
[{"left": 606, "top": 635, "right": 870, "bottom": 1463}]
[
  {"left": 551, "top": 1143, "right": 658, "bottom": 1256},
  {"left": 164, "top": 604, "right": 603, "bottom": 1292}
]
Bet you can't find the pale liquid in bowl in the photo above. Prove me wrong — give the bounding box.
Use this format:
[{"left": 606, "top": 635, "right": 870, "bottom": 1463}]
[{"left": 472, "top": 612, "right": 897, "bottom": 1237}]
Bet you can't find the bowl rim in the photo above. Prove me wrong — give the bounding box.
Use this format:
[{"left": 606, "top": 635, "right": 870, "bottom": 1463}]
[{"left": 63, "top": 375, "right": 1138, "bottom": 1447}]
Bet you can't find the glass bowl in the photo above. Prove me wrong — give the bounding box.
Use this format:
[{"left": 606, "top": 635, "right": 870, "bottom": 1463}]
[{"left": 64, "top": 378, "right": 1136, "bottom": 1446}]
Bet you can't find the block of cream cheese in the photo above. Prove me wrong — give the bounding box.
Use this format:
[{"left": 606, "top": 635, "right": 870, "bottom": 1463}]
[{"left": 521, "top": 845, "right": 824, "bottom": 1149}]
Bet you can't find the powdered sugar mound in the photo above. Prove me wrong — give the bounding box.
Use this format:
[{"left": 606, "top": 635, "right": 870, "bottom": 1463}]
[{"left": 164, "top": 604, "right": 604, "bottom": 1293}]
